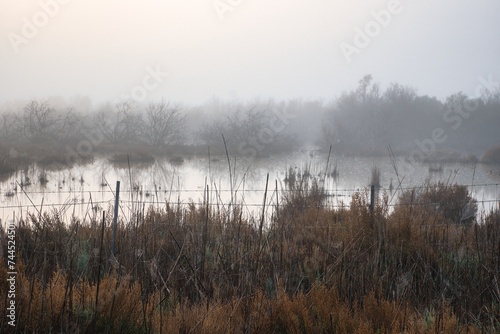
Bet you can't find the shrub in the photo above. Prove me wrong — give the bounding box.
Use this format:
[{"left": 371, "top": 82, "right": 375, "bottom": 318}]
[{"left": 396, "top": 181, "right": 477, "bottom": 226}]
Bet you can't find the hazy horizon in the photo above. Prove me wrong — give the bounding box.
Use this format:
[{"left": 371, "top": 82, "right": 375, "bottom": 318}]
[{"left": 1, "top": 0, "right": 500, "bottom": 106}]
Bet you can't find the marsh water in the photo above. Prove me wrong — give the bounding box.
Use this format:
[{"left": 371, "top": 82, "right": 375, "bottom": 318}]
[{"left": 1, "top": 149, "right": 499, "bottom": 226}]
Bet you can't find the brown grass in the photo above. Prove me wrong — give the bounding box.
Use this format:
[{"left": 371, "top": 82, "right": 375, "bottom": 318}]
[{"left": 0, "top": 180, "right": 499, "bottom": 333}]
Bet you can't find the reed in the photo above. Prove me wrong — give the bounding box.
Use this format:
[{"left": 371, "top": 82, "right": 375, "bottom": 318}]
[{"left": 1, "top": 177, "right": 499, "bottom": 333}]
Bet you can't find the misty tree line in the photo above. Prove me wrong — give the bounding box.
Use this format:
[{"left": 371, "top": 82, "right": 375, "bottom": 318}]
[
  {"left": 0, "top": 97, "right": 303, "bottom": 155},
  {"left": 0, "top": 75, "right": 499, "bottom": 156},
  {"left": 0, "top": 99, "right": 185, "bottom": 148},
  {"left": 322, "top": 75, "right": 500, "bottom": 155}
]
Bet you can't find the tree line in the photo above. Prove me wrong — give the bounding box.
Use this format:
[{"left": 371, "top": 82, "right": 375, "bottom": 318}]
[{"left": 0, "top": 75, "right": 499, "bottom": 158}]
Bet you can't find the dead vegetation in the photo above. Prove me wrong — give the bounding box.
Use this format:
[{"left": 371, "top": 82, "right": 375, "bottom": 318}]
[{"left": 0, "top": 177, "right": 499, "bottom": 333}]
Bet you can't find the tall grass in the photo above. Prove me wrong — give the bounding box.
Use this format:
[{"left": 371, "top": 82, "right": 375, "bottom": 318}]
[{"left": 1, "top": 177, "right": 499, "bottom": 333}]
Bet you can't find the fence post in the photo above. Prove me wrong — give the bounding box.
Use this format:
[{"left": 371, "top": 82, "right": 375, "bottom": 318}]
[
  {"left": 370, "top": 185, "right": 375, "bottom": 228},
  {"left": 111, "top": 181, "right": 120, "bottom": 259}
]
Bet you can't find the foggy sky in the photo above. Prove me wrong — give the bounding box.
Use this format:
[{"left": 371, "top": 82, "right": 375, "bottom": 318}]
[{"left": 1, "top": 0, "right": 499, "bottom": 106}]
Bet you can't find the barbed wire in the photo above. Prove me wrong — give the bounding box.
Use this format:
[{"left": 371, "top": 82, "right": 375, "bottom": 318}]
[
  {"left": 0, "top": 181, "right": 498, "bottom": 227},
  {"left": 0, "top": 198, "right": 498, "bottom": 211},
  {"left": 2, "top": 182, "right": 499, "bottom": 196}
]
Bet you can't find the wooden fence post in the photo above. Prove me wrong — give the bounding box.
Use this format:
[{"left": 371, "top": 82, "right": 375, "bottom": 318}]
[
  {"left": 111, "top": 181, "right": 120, "bottom": 259},
  {"left": 370, "top": 185, "right": 375, "bottom": 229}
]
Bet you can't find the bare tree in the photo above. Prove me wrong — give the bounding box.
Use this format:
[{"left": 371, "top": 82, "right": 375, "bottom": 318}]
[
  {"left": 383, "top": 83, "right": 417, "bottom": 105},
  {"left": 199, "top": 105, "right": 262, "bottom": 150},
  {"left": 356, "top": 74, "right": 380, "bottom": 104},
  {"left": 139, "top": 100, "right": 185, "bottom": 147},
  {"left": 92, "top": 99, "right": 141, "bottom": 145},
  {"left": 198, "top": 101, "right": 293, "bottom": 154},
  {"left": 18, "top": 100, "right": 75, "bottom": 142}
]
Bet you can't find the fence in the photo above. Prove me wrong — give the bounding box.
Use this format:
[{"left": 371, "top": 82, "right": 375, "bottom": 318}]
[{"left": 1, "top": 181, "right": 499, "bottom": 227}]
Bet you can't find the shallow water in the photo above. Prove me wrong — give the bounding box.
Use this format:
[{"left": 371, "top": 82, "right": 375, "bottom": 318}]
[{"left": 1, "top": 150, "right": 499, "bottom": 226}]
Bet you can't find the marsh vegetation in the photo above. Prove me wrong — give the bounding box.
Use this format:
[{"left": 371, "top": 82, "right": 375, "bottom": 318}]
[{"left": 1, "top": 175, "right": 499, "bottom": 333}]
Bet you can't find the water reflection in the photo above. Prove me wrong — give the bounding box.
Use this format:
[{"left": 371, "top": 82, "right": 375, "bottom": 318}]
[{"left": 1, "top": 152, "right": 499, "bottom": 225}]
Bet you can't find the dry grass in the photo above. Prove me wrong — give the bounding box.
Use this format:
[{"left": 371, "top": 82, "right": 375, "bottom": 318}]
[{"left": 1, "top": 179, "right": 499, "bottom": 333}]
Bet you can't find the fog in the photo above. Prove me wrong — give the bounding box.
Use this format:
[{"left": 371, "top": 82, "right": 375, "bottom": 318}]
[
  {"left": 3, "top": 3, "right": 500, "bottom": 329},
  {"left": 1, "top": 0, "right": 500, "bottom": 104},
  {"left": 1, "top": 0, "right": 500, "bottom": 173}
]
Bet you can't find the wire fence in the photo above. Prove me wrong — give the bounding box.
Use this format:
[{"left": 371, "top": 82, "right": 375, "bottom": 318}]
[
  {"left": 2, "top": 182, "right": 499, "bottom": 195},
  {"left": 1, "top": 182, "right": 499, "bottom": 226}
]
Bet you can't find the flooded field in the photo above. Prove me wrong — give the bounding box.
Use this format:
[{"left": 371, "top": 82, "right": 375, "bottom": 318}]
[{"left": 1, "top": 150, "right": 499, "bottom": 225}]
